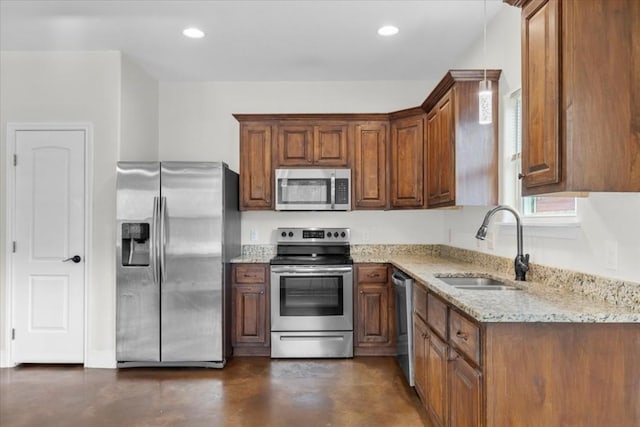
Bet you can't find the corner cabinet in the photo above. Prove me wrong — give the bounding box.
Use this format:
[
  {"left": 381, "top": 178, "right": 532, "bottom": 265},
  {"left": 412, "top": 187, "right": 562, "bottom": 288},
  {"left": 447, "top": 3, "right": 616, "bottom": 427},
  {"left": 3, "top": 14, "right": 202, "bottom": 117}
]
[
  {"left": 389, "top": 110, "right": 425, "bottom": 209},
  {"left": 422, "top": 70, "right": 500, "bottom": 208},
  {"left": 231, "top": 264, "right": 270, "bottom": 356},
  {"left": 354, "top": 264, "right": 396, "bottom": 356},
  {"left": 516, "top": 0, "right": 640, "bottom": 194}
]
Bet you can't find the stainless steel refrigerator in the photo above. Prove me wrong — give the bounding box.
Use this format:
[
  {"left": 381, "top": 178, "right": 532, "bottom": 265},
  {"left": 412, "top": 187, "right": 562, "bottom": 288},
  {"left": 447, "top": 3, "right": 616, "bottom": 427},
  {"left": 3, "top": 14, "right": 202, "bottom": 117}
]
[{"left": 116, "top": 162, "right": 240, "bottom": 367}]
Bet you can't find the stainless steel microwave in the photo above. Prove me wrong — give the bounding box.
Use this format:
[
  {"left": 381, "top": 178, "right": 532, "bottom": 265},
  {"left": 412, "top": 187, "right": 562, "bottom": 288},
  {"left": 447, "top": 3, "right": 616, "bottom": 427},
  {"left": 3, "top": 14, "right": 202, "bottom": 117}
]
[{"left": 275, "top": 168, "right": 351, "bottom": 211}]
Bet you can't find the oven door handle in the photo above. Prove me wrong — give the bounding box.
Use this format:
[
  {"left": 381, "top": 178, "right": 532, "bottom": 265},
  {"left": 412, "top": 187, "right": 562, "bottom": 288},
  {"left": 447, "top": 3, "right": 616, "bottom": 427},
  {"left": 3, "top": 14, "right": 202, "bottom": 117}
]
[{"left": 271, "top": 266, "right": 353, "bottom": 274}]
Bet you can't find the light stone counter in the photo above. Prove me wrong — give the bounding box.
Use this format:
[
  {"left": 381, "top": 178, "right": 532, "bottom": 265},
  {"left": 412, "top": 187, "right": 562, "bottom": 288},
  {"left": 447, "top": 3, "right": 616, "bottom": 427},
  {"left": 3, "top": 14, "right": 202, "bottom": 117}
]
[
  {"left": 386, "top": 254, "right": 639, "bottom": 323},
  {"left": 235, "top": 243, "right": 639, "bottom": 323}
]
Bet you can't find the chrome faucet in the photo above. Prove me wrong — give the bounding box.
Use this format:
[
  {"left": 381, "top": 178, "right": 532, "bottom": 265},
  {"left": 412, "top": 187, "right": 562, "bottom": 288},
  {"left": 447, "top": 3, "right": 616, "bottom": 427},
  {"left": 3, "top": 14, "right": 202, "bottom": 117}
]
[{"left": 476, "top": 205, "right": 530, "bottom": 281}]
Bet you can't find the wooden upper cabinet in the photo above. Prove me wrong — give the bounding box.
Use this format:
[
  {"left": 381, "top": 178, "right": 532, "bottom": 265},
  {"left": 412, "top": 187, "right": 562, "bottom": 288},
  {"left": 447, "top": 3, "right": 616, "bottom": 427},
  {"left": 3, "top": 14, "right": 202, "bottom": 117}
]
[
  {"left": 353, "top": 121, "right": 388, "bottom": 209},
  {"left": 314, "top": 123, "right": 349, "bottom": 166},
  {"left": 517, "top": 0, "right": 640, "bottom": 194},
  {"left": 238, "top": 121, "right": 274, "bottom": 210},
  {"left": 277, "top": 122, "right": 348, "bottom": 167},
  {"left": 521, "top": 0, "right": 561, "bottom": 190},
  {"left": 390, "top": 111, "right": 425, "bottom": 208},
  {"left": 426, "top": 90, "right": 455, "bottom": 207},
  {"left": 422, "top": 70, "right": 500, "bottom": 208},
  {"left": 277, "top": 124, "right": 314, "bottom": 166}
]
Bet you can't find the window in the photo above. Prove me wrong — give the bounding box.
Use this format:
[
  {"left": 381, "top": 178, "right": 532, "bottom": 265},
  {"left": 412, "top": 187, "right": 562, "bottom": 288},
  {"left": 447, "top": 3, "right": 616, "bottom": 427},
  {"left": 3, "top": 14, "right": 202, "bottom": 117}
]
[{"left": 506, "top": 89, "right": 576, "bottom": 218}]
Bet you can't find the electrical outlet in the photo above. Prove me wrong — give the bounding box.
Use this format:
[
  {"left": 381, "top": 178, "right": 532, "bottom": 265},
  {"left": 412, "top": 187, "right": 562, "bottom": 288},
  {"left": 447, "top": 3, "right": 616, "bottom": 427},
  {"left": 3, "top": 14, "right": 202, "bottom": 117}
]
[{"left": 249, "top": 229, "right": 258, "bottom": 242}]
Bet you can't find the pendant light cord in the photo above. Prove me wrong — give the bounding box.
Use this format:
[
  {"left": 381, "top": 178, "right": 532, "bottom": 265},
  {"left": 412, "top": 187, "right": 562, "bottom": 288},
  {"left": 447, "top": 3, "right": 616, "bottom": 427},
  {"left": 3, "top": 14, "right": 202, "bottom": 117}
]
[{"left": 483, "top": 0, "right": 487, "bottom": 83}]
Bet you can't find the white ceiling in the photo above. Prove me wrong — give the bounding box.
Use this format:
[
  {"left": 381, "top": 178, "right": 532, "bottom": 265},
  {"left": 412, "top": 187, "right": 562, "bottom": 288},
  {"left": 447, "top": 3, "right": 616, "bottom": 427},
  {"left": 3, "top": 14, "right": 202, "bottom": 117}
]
[{"left": 0, "top": 0, "right": 506, "bottom": 82}]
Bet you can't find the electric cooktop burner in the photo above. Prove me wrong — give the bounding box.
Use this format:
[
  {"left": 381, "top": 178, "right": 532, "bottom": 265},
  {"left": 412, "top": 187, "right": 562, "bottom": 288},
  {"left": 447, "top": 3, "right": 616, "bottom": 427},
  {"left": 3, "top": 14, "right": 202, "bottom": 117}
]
[{"left": 270, "top": 227, "right": 352, "bottom": 266}]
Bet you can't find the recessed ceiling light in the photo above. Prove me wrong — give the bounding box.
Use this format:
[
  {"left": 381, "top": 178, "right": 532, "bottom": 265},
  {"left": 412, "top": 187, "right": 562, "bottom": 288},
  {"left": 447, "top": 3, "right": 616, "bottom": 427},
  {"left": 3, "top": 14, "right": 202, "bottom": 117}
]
[
  {"left": 183, "top": 27, "right": 205, "bottom": 39},
  {"left": 377, "top": 25, "right": 399, "bottom": 36}
]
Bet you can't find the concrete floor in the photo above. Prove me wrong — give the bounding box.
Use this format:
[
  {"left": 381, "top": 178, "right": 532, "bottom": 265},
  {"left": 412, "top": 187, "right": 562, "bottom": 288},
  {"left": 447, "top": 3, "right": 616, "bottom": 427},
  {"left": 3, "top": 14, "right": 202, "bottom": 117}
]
[{"left": 1, "top": 357, "right": 432, "bottom": 427}]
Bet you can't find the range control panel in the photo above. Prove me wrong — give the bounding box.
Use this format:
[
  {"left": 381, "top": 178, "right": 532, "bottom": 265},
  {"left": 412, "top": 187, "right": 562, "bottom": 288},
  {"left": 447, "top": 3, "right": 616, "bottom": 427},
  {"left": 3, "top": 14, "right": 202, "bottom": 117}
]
[{"left": 276, "top": 227, "right": 350, "bottom": 243}]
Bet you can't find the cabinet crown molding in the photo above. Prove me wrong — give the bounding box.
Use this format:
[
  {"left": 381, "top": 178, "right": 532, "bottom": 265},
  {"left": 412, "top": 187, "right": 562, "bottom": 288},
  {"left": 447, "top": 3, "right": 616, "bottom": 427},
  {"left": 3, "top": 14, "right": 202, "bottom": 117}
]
[{"left": 421, "top": 69, "right": 501, "bottom": 112}]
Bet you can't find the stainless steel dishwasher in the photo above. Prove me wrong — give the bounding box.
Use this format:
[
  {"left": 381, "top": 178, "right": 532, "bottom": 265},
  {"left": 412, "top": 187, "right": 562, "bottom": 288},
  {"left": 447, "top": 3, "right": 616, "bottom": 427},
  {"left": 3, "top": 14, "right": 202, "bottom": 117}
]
[{"left": 392, "top": 269, "right": 414, "bottom": 387}]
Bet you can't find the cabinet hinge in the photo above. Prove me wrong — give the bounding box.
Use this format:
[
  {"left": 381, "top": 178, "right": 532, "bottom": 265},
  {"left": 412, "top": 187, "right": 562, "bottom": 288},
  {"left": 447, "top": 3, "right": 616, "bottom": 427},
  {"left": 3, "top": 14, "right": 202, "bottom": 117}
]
[
  {"left": 12, "top": 241, "right": 16, "bottom": 253},
  {"left": 12, "top": 328, "right": 15, "bottom": 340},
  {"left": 13, "top": 154, "right": 17, "bottom": 166}
]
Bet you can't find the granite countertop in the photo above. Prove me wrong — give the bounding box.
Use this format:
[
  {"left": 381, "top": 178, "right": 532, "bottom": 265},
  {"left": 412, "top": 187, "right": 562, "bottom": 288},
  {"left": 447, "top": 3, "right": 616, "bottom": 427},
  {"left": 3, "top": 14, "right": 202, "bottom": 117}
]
[
  {"left": 384, "top": 254, "right": 640, "bottom": 324},
  {"left": 234, "top": 244, "right": 639, "bottom": 323}
]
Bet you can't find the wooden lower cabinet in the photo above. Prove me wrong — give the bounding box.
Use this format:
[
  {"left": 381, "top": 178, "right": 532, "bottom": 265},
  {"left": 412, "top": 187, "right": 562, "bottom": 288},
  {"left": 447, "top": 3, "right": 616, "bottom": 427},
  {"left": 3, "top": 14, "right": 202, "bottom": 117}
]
[
  {"left": 354, "top": 264, "right": 395, "bottom": 356},
  {"left": 449, "top": 349, "right": 481, "bottom": 427},
  {"left": 425, "top": 330, "right": 448, "bottom": 427},
  {"left": 413, "top": 316, "right": 429, "bottom": 403},
  {"left": 231, "top": 264, "right": 270, "bottom": 356},
  {"left": 412, "top": 283, "right": 639, "bottom": 426}
]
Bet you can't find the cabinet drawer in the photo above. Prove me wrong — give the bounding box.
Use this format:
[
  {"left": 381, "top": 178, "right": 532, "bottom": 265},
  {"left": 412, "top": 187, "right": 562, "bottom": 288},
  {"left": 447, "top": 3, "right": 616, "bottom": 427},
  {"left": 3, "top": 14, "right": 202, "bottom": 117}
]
[
  {"left": 427, "top": 293, "right": 447, "bottom": 339},
  {"left": 234, "top": 264, "right": 267, "bottom": 284},
  {"left": 449, "top": 309, "right": 480, "bottom": 366},
  {"left": 413, "top": 283, "right": 428, "bottom": 322},
  {"left": 358, "top": 265, "right": 388, "bottom": 283}
]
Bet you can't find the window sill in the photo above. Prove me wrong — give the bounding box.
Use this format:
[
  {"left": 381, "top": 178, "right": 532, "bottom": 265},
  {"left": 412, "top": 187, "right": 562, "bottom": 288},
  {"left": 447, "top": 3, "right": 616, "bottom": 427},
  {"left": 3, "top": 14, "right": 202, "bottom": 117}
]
[{"left": 496, "top": 218, "right": 581, "bottom": 240}]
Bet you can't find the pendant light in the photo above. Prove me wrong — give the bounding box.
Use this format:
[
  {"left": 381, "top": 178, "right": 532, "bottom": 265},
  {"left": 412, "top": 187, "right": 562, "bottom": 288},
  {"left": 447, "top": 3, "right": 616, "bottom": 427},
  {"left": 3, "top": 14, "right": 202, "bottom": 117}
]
[{"left": 479, "top": 0, "right": 492, "bottom": 125}]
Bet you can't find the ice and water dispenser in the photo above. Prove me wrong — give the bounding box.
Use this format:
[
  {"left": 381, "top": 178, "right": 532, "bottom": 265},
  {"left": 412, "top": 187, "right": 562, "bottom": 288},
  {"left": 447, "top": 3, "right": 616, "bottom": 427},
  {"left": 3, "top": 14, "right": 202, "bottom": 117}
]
[{"left": 121, "top": 223, "right": 150, "bottom": 266}]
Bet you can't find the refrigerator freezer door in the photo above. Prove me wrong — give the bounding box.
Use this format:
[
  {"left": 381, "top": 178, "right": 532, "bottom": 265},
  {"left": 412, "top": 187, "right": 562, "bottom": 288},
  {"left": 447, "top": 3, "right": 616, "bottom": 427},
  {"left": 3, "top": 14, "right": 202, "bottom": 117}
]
[
  {"left": 116, "top": 162, "right": 161, "bottom": 362},
  {"left": 161, "top": 162, "right": 224, "bottom": 362}
]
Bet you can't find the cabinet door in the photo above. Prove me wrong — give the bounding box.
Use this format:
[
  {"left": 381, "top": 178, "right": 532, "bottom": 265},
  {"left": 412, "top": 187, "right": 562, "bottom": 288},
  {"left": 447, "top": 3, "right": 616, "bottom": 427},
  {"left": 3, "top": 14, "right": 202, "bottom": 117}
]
[
  {"left": 426, "top": 92, "right": 455, "bottom": 207},
  {"left": 390, "top": 115, "right": 424, "bottom": 208},
  {"left": 232, "top": 264, "right": 270, "bottom": 356},
  {"left": 521, "top": 0, "right": 561, "bottom": 191},
  {"left": 277, "top": 124, "right": 314, "bottom": 166},
  {"left": 314, "top": 123, "right": 348, "bottom": 166},
  {"left": 233, "top": 284, "right": 268, "bottom": 345},
  {"left": 425, "top": 331, "right": 448, "bottom": 427},
  {"left": 357, "top": 283, "right": 391, "bottom": 345},
  {"left": 413, "top": 315, "right": 429, "bottom": 404},
  {"left": 240, "top": 123, "right": 273, "bottom": 210},
  {"left": 355, "top": 265, "right": 394, "bottom": 355},
  {"left": 353, "top": 122, "right": 388, "bottom": 209},
  {"left": 449, "top": 350, "right": 482, "bottom": 427}
]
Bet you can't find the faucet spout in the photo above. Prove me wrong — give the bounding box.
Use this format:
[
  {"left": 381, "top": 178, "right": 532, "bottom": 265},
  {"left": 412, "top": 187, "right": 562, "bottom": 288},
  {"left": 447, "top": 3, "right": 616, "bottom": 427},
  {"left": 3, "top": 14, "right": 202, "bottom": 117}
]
[{"left": 475, "top": 205, "right": 529, "bottom": 281}]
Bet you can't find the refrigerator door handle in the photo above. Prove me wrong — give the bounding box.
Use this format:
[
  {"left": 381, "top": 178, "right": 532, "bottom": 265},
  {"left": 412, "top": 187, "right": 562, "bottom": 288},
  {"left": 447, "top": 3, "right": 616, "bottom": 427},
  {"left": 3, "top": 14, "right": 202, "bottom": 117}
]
[
  {"left": 151, "top": 196, "right": 159, "bottom": 286},
  {"left": 159, "top": 196, "right": 167, "bottom": 282}
]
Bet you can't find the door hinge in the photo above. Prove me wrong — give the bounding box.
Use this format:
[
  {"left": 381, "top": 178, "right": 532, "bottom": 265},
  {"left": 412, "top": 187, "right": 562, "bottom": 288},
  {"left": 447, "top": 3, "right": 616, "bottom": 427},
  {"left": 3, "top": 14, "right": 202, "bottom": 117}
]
[
  {"left": 12, "top": 241, "right": 16, "bottom": 253},
  {"left": 12, "top": 328, "right": 15, "bottom": 340},
  {"left": 13, "top": 154, "right": 17, "bottom": 166}
]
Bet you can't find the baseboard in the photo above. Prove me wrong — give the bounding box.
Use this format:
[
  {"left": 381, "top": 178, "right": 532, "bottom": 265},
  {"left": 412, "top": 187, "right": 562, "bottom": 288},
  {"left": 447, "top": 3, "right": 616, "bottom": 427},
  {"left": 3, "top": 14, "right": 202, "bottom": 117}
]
[
  {"left": 85, "top": 350, "right": 117, "bottom": 369},
  {"left": 0, "top": 349, "right": 14, "bottom": 368}
]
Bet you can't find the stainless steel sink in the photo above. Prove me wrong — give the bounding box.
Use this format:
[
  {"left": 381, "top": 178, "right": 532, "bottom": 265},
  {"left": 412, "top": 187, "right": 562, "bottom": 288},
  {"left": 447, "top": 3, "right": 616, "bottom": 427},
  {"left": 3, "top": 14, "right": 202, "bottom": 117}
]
[{"left": 438, "top": 276, "right": 521, "bottom": 291}]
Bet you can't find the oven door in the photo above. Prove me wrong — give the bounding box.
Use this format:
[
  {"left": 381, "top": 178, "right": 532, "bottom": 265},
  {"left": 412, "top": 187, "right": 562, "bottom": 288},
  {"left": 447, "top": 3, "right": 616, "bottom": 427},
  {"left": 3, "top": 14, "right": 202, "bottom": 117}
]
[{"left": 270, "top": 265, "right": 353, "bottom": 332}]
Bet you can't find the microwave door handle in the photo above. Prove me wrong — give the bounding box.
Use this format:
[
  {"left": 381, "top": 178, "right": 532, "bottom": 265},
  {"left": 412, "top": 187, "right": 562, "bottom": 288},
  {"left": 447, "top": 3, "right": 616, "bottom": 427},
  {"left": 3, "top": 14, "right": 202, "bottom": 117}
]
[{"left": 330, "top": 173, "right": 336, "bottom": 209}]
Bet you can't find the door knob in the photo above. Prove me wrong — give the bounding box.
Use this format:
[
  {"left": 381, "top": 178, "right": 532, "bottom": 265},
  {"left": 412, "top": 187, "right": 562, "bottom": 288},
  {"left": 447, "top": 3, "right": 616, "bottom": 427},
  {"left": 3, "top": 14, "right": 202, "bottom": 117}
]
[{"left": 62, "top": 255, "right": 82, "bottom": 263}]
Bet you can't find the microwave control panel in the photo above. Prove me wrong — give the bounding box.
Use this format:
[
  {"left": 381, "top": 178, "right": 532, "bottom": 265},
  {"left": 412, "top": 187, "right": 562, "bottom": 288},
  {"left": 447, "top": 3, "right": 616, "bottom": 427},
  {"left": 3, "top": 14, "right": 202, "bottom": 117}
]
[{"left": 335, "top": 179, "right": 349, "bottom": 204}]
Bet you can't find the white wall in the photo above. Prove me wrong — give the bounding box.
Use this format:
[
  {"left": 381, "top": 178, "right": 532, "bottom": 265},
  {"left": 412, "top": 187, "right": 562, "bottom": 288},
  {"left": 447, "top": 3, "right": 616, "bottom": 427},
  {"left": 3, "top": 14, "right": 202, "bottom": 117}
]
[
  {"left": 159, "top": 80, "right": 447, "bottom": 245},
  {"left": 0, "top": 51, "right": 121, "bottom": 366},
  {"left": 120, "top": 55, "right": 159, "bottom": 160},
  {"left": 447, "top": 6, "right": 640, "bottom": 283},
  {"left": 0, "top": 51, "right": 161, "bottom": 367}
]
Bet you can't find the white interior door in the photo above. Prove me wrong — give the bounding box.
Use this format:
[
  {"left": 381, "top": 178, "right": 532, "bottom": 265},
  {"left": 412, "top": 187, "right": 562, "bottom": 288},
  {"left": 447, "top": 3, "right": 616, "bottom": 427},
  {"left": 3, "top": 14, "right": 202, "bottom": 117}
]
[{"left": 12, "top": 129, "right": 86, "bottom": 363}]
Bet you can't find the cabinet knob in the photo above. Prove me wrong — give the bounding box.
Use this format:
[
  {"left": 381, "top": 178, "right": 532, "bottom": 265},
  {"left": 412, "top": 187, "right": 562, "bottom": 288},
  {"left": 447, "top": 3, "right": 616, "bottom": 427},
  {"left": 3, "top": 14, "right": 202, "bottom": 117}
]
[
  {"left": 518, "top": 173, "right": 526, "bottom": 180},
  {"left": 260, "top": 291, "right": 264, "bottom": 295},
  {"left": 455, "top": 331, "right": 468, "bottom": 341}
]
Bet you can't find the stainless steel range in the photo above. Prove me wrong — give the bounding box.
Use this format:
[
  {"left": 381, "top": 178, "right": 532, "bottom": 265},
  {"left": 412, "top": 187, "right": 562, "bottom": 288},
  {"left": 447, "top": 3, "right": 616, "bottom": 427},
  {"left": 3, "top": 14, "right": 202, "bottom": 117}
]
[{"left": 270, "top": 227, "right": 353, "bottom": 358}]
